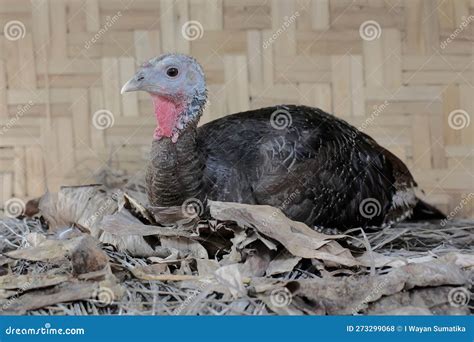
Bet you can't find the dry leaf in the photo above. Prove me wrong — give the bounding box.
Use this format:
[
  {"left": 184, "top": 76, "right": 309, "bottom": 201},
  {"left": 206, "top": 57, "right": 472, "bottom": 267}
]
[
  {"left": 366, "top": 287, "right": 470, "bottom": 315},
  {"left": 160, "top": 236, "right": 208, "bottom": 259},
  {"left": 266, "top": 253, "right": 302, "bottom": 276},
  {"left": 5, "top": 235, "right": 88, "bottom": 262},
  {"left": 240, "top": 244, "right": 273, "bottom": 277},
  {"left": 100, "top": 209, "right": 190, "bottom": 257},
  {"left": 148, "top": 205, "right": 198, "bottom": 227},
  {"left": 131, "top": 264, "right": 170, "bottom": 280},
  {"left": 25, "top": 232, "right": 46, "bottom": 247},
  {"left": 255, "top": 259, "right": 470, "bottom": 315},
  {"left": 196, "top": 259, "right": 220, "bottom": 277},
  {"left": 39, "top": 185, "right": 117, "bottom": 237},
  {"left": 122, "top": 193, "right": 155, "bottom": 224},
  {"left": 101, "top": 209, "right": 189, "bottom": 237},
  {"left": 441, "top": 252, "right": 474, "bottom": 268},
  {"left": 0, "top": 277, "right": 123, "bottom": 314},
  {"left": 0, "top": 273, "right": 69, "bottom": 292},
  {"left": 209, "top": 201, "right": 358, "bottom": 267},
  {"left": 214, "top": 264, "right": 246, "bottom": 298}
]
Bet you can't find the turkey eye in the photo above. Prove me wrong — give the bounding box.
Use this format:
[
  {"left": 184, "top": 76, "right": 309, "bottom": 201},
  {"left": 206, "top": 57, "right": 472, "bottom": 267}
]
[{"left": 166, "top": 67, "right": 179, "bottom": 77}]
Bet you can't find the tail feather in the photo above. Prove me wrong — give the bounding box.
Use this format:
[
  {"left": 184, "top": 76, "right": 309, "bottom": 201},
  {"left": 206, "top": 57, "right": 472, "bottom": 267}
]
[{"left": 409, "top": 198, "right": 446, "bottom": 221}]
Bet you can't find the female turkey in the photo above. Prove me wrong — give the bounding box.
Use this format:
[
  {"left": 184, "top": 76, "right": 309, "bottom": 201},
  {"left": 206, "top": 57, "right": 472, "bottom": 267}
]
[{"left": 121, "top": 53, "right": 444, "bottom": 230}]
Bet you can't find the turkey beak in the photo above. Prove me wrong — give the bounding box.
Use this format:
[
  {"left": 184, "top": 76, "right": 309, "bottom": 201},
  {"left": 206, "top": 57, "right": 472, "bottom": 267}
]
[
  {"left": 121, "top": 76, "right": 142, "bottom": 94},
  {"left": 120, "top": 70, "right": 147, "bottom": 94}
]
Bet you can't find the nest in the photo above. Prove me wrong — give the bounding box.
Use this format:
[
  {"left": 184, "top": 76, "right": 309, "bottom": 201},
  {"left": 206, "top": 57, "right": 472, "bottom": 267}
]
[{"left": 0, "top": 173, "right": 472, "bottom": 315}]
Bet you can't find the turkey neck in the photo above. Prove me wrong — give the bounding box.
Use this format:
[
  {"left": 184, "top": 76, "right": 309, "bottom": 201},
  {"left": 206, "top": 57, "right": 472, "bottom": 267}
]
[{"left": 146, "top": 123, "right": 205, "bottom": 207}]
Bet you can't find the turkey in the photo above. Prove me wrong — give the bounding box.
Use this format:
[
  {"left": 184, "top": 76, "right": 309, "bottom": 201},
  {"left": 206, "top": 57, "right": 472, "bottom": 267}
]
[{"left": 121, "top": 53, "right": 444, "bottom": 230}]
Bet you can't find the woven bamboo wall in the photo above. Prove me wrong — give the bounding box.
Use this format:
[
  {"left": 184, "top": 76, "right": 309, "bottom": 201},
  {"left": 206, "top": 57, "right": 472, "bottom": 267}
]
[{"left": 0, "top": 0, "right": 473, "bottom": 218}]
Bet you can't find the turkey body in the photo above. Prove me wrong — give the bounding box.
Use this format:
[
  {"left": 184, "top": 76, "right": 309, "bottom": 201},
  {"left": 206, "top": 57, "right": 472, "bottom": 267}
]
[{"left": 146, "top": 104, "right": 428, "bottom": 229}]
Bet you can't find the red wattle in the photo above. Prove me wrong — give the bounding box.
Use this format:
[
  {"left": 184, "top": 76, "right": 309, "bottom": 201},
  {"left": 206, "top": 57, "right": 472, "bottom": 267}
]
[{"left": 151, "top": 95, "right": 182, "bottom": 140}]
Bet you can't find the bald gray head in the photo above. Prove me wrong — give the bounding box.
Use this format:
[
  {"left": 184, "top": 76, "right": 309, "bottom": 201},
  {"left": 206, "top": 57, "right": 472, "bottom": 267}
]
[
  {"left": 121, "top": 54, "right": 206, "bottom": 99},
  {"left": 121, "top": 54, "right": 207, "bottom": 142}
]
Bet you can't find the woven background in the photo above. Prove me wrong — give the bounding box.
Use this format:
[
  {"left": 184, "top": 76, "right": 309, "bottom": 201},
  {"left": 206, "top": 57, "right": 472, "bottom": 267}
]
[{"left": 0, "top": 0, "right": 473, "bottom": 218}]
